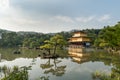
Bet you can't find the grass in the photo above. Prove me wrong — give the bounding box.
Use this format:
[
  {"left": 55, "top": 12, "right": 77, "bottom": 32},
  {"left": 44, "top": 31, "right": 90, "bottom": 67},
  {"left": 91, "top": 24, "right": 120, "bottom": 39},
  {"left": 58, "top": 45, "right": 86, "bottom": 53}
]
[
  {"left": 0, "top": 65, "right": 29, "bottom": 80},
  {"left": 92, "top": 70, "right": 120, "bottom": 80}
]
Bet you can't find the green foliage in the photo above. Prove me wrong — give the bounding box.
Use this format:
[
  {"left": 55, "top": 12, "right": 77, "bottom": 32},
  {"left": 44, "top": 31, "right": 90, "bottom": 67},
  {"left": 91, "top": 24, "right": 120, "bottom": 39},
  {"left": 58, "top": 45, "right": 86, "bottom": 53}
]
[
  {"left": 0, "top": 27, "right": 100, "bottom": 48},
  {"left": 94, "top": 22, "right": 120, "bottom": 49},
  {"left": 50, "top": 34, "right": 67, "bottom": 46},
  {"left": 55, "top": 31, "right": 73, "bottom": 41},
  {"left": 40, "top": 34, "right": 67, "bottom": 54},
  {"left": 0, "top": 31, "right": 52, "bottom": 48},
  {"left": 22, "top": 34, "right": 51, "bottom": 48},
  {"left": 1, "top": 66, "right": 29, "bottom": 80},
  {"left": 92, "top": 71, "right": 110, "bottom": 80},
  {"left": 0, "top": 32, "right": 23, "bottom": 47},
  {"left": 40, "top": 43, "right": 53, "bottom": 49},
  {"left": 83, "top": 29, "right": 101, "bottom": 45},
  {"left": 92, "top": 70, "right": 120, "bottom": 80}
]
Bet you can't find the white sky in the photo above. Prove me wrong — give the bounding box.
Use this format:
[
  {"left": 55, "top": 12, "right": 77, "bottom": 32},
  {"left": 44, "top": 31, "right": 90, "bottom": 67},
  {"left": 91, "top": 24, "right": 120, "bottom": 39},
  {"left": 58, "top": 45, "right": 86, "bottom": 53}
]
[{"left": 0, "top": 0, "right": 119, "bottom": 33}]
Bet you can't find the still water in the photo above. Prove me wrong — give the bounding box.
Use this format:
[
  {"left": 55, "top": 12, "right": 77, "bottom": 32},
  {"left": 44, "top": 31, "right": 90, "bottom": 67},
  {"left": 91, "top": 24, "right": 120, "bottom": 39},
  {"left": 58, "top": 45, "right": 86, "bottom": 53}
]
[{"left": 0, "top": 48, "right": 118, "bottom": 80}]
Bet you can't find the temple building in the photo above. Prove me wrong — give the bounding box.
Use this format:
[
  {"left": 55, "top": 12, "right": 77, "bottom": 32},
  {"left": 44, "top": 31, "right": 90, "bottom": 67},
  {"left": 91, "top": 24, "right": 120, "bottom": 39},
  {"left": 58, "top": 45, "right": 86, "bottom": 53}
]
[{"left": 69, "top": 31, "right": 91, "bottom": 48}]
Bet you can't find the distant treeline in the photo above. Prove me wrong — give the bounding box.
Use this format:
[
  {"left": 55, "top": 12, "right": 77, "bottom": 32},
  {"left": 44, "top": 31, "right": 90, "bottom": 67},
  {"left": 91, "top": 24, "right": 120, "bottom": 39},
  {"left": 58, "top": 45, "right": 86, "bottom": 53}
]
[
  {"left": 0, "top": 28, "right": 101, "bottom": 48},
  {"left": 1, "top": 22, "right": 120, "bottom": 49}
]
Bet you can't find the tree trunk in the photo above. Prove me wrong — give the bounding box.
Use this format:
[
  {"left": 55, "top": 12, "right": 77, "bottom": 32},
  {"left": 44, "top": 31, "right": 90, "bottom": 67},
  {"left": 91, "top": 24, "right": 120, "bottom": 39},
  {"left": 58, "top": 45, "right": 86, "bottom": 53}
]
[
  {"left": 107, "top": 47, "right": 112, "bottom": 53},
  {"left": 53, "top": 44, "right": 57, "bottom": 55},
  {"left": 48, "top": 49, "right": 51, "bottom": 55}
]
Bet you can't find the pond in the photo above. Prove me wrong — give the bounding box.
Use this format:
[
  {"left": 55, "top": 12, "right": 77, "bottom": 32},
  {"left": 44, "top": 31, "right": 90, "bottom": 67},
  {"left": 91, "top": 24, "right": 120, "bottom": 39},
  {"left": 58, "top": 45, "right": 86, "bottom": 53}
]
[{"left": 0, "top": 48, "right": 119, "bottom": 80}]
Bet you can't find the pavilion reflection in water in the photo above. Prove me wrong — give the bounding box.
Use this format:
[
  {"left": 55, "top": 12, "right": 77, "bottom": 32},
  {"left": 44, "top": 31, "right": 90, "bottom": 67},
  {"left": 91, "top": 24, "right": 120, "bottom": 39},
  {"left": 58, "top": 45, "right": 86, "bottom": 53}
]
[{"left": 68, "top": 47, "right": 90, "bottom": 63}]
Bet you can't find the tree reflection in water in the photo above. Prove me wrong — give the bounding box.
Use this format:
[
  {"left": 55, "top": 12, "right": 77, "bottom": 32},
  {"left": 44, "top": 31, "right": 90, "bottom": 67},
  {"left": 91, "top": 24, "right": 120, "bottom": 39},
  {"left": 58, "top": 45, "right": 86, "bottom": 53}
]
[
  {"left": 40, "top": 58, "right": 66, "bottom": 77},
  {"left": 36, "top": 76, "right": 49, "bottom": 80}
]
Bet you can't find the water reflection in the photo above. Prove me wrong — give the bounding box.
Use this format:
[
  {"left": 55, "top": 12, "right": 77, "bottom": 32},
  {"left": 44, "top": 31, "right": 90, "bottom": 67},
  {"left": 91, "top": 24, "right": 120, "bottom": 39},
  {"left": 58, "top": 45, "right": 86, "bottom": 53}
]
[
  {"left": 0, "top": 48, "right": 119, "bottom": 80},
  {"left": 0, "top": 48, "right": 41, "bottom": 61},
  {"left": 68, "top": 47, "right": 90, "bottom": 63},
  {"left": 90, "top": 51, "right": 120, "bottom": 80},
  {"left": 40, "top": 58, "right": 66, "bottom": 76}
]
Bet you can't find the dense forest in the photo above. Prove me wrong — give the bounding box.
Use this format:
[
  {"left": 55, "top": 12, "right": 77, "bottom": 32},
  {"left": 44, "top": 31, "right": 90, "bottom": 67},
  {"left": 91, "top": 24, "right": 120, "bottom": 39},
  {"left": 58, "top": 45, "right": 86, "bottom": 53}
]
[
  {"left": 0, "top": 22, "right": 120, "bottom": 50},
  {"left": 0, "top": 28, "right": 100, "bottom": 48},
  {"left": 94, "top": 22, "right": 120, "bottom": 52}
]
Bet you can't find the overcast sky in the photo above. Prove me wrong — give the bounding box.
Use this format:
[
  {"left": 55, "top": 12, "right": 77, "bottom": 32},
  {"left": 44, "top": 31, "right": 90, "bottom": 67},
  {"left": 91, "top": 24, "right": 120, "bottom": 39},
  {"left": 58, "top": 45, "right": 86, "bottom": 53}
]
[{"left": 0, "top": 0, "right": 120, "bottom": 33}]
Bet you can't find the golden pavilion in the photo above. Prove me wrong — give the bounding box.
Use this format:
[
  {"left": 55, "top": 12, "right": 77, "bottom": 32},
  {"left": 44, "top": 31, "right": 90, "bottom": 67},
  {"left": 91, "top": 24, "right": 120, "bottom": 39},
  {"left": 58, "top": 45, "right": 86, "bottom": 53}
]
[{"left": 69, "top": 31, "right": 91, "bottom": 48}]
